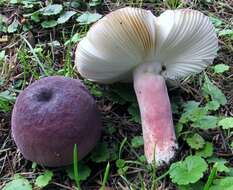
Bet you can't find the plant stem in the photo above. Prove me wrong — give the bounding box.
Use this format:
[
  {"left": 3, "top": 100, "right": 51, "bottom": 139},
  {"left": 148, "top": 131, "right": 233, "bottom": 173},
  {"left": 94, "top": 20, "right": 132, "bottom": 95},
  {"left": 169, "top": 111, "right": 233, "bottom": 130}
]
[
  {"left": 203, "top": 165, "right": 217, "bottom": 190},
  {"left": 100, "top": 162, "right": 110, "bottom": 190},
  {"left": 20, "top": 34, "right": 48, "bottom": 76},
  {"left": 73, "top": 144, "right": 81, "bottom": 190}
]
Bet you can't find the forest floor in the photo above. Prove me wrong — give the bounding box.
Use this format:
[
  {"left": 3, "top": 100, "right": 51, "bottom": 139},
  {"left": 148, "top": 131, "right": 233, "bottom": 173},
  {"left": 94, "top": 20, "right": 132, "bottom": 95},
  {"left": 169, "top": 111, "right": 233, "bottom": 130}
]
[{"left": 0, "top": 0, "right": 233, "bottom": 189}]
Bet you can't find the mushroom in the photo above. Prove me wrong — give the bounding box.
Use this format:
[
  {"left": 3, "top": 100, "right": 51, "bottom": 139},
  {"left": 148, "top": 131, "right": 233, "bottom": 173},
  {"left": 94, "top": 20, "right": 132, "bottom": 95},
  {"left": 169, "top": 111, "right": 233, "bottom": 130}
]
[
  {"left": 75, "top": 7, "right": 218, "bottom": 165},
  {"left": 11, "top": 76, "right": 102, "bottom": 167}
]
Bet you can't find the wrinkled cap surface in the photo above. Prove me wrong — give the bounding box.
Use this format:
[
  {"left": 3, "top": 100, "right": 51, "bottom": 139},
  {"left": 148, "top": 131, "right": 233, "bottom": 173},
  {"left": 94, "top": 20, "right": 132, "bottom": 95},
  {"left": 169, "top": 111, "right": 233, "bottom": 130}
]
[{"left": 75, "top": 7, "right": 218, "bottom": 83}]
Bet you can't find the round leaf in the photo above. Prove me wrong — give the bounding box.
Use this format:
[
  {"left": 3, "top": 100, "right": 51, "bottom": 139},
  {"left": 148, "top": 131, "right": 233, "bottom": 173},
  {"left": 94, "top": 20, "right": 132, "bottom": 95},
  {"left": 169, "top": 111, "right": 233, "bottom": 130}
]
[
  {"left": 57, "top": 11, "right": 76, "bottom": 24},
  {"left": 76, "top": 12, "right": 102, "bottom": 25},
  {"left": 7, "top": 19, "right": 19, "bottom": 33},
  {"left": 42, "top": 4, "right": 63, "bottom": 16},
  {"left": 131, "top": 136, "right": 144, "bottom": 148},
  {"left": 192, "top": 115, "right": 218, "bottom": 130},
  {"left": 186, "top": 133, "right": 205, "bottom": 150},
  {"left": 205, "top": 101, "right": 220, "bottom": 111},
  {"left": 202, "top": 74, "right": 227, "bottom": 106},
  {"left": 169, "top": 155, "right": 208, "bottom": 185},
  {"left": 3, "top": 177, "right": 32, "bottom": 190},
  {"left": 210, "top": 177, "right": 233, "bottom": 190},
  {"left": 196, "top": 142, "right": 214, "bottom": 158},
  {"left": 41, "top": 20, "right": 57, "bottom": 28},
  {"left": 213, "top": 64, "right": 230, "bottom": 74},
  {"left": 218, "top": 117, "right": 233, "bottom": 129},
  {"left": 66, "top": 162, "right": 91, "bottom": 181},
  {"left": 90, "top": 142, "right": 110, "bottom": 163},
  {"left": 35, "top": 170, "right": 53, "bottom": 188}
]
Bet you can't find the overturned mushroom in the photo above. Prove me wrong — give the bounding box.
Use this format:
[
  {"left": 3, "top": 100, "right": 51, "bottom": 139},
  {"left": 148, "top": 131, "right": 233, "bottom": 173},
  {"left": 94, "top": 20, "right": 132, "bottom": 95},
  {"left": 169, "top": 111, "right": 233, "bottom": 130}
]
[
  {"left": 75, "top": 8, "right": 218, "bottom": 165},
  {"left": 12, "top": 76, "right": 102, "bottom": 167}
]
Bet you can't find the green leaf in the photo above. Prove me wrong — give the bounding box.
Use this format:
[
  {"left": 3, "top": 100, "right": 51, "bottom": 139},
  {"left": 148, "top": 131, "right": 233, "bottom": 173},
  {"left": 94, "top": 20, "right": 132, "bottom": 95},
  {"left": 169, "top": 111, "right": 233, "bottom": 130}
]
[
  {"left": 131, "top": 136, "right": 144, "bottom": 148},
  {"left": 10, "top": 0, "right": 18, "bottom": 4},
  {"left": 210, "top": 177, "right": 233, "bottom": 190},
  {"left": 195, "top": 142, "right": 213, "bottom": 158},
  {"left": 116, "top": 159, "right": 126, "bottom": 168},
  {"left": 0, "top": 14, "right": 7, "bottom": 32},
  {"left": 31, "top": 12, "right": 40, "bottom": 22},
  {"left": 219, "top": 29, "right": 233, "bottom": 37},
  {"left": 22, "top": 0, "right": 38, "bottom": 8},
  {"left": 0, "top": 13, "right": 7, "bottom": 23},
  {"left": 106, "top": 83, "right": 137, "bottom": 105},
  {"left": 169, "top": 155, "right": 208, "bottom": 185},
  {"left": 67, "top": 162, "right": 91, "bottom": 181},
  {"left": 90, "top": 142, "right": 110, "bottom": 163},
  {"left": 22, "top": 23, "right": 32, "bottom": 32},
  {"left": 7, "top": 19, "right": 19, "bottom": 33},
  {"left": 128, "top": 103, "right": 141, "bottom": 123},
  {"left": 70, "top": 33, "right": 82, "bottom": 43},
  {"left": 205, "top": 101, "right": 220, "bottom": 111},
  {"left": 178, "top": 181, "right": 205, "bottom": 190},
  {"left": 57, "top": 11, "right": 76, "bottom": 24},
  {"left": 35, "top": 170, "right": 53, "bottom": 188},
  {"left": 41, "top": 20, "right": 57, "bottom": 28},
  {"left": 104, "top": 123, "right": 117, "bottom": 135},
  {"left": 76, "top": 163, "right": 91, "bottom": 181},
  {"left": 207, "top": 158, "right": 230, "bottom": 173},
  {"left": 183, "top": 101, "right": 200, "bottom": 111},
  {"left": 202, "top": 74, "right": 227, "bottom": 106},
  {"left": 228, "top": 168, "right": 233, "bottom": 176},
  {"left": 180, "top": 101, "right": 208, "bottom": 124},
  {"left": 84, "top": 80, "right": 103, "bottom": 97},
  {"left": 209, "top": 17, "right": 223, "bottom": 27},
  {"left": 218, "top": 117, "right": 233, "bottom": 129},
  {"left": 76, "top": 12, "right": 102, "bottom": 25},
  {"left": 47, "top": 40, "right": 60, "bottom": 47},
  {"left": 42, "top": 4, "right": 63, "bottom": 16},
  {"left": 0, "top": 50, "right": 5, "bottom": 61},
  {"left": 138, "top": 155, "right": 146, "bottom": 163},
  {"left": 31, "top": 162, "right": 37, "bottom": 169},
  {"left": 214, "top": 162, "right": 230, "bottom": 173},
  {"left": 100, "top": 162, "right": 110, "bottom": 190},
  {"left": 186, "top": 133, "right": 205, "bottom": 150},
  {"left": 3, "top": 176, "right": 32, "bottom": 190},
  {"left": 0, "top": 22, "right": 7, "bottom": 32},
  {"left": 66, "top": 1, "right": 80, "bottom": 8},
  {"left": 176, "top": 123, "right": 184, "bottom": 137},
  {"left": 213, "top": 64, "right": 230, "bottom": 74},
  {"left": 0, "top": 102, "right": 11, "bottom": 112},
  {"left": 117, "top": 166, "right": 129, "bottom": 175},
  {"left": 0, "top": 90, "right": 16, "bottom": 102},
  {"left": 191, "top": 115, "right": 218, "bottom": 130},
  {"left": 64, "top": 33, "right": 83, "bottom": 46},
  {"left": 0, "top": 78, "right": 4, "bottom": 85},
  {"left": 89, "top": 0, "right": 101, "bottom": 6},
  {"left": 108, "top": 143, "right": 118, "bottom": 161},
  {"left": 172, "top": 102, "right": 180, "bottom": 114}
]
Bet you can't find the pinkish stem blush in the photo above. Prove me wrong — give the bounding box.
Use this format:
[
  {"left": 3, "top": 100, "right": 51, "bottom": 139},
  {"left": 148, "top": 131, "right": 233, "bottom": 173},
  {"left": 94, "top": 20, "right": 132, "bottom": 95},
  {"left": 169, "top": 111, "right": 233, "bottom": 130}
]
[{"left": 133, "top": 67, "right": 177, "bottom": 165}]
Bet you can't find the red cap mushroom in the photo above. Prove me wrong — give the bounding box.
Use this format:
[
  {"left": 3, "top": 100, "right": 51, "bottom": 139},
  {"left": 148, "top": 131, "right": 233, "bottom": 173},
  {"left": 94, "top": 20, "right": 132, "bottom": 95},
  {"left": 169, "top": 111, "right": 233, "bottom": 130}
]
[{"left": 11, "top": 76, "right": 102, "bottom": 167}]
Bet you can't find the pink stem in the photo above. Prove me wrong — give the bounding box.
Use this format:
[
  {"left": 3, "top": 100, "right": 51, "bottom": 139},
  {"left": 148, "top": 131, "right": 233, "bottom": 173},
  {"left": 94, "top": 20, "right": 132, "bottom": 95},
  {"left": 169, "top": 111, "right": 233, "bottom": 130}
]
[{"left": 133, "top": 66, "right": 177, "bottom": 165}]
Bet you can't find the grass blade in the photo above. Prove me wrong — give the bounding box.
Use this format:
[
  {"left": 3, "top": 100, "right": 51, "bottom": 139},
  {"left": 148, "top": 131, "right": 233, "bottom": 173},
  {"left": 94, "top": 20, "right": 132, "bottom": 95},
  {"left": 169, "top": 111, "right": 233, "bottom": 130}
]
[
  {"left": 100, "top": 162, "right": 110, "bottom": 190},
  {"left": 20, "top": 34, "right": 48, "bottom": 76},
  {"left": 73, "top": 144, "right": 81, "bottom": 190},
  {"left": 203, "top": 164, "right": 218, "bottom": 190}
]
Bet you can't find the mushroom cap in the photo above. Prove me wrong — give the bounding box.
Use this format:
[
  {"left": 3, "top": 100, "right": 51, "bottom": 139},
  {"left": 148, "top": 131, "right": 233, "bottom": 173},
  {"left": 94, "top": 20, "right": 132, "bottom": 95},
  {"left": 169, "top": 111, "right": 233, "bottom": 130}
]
[
  {"left": 75, "top": 7, "right": 156, "bottom": 83},
  {"left": 75, "top": 7, "right": 218, "bottom": 83},
  {"left": 11, "top": 76, "right": 102, "bottom": 167}
]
